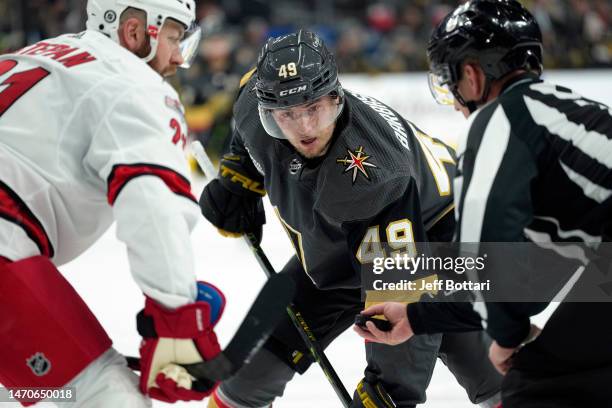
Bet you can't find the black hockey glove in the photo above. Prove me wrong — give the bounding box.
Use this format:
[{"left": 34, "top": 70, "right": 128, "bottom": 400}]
[{"left": 199, "top": 178, "right": 266, "bottom": 245}]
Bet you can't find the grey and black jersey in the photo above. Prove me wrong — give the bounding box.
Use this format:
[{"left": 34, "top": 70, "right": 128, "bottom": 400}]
[{"left": 223, "top": 73, "right": 456, "bottom": 290}]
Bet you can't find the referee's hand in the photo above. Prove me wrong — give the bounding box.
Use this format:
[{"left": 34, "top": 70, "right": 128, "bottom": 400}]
[
  {"left": 489, "top": 324, "right": 542, "bottom": 375},
  {"left": 353, "top": 302, "right": 414, "bottom": 346},
  {"left": 488, "top": 342, "right": 516, "bottom": 375}
]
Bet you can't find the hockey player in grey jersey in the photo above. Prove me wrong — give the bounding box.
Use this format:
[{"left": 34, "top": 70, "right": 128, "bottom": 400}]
[{"left": 199, "top": 30, "right": 502, "bottom": 407}]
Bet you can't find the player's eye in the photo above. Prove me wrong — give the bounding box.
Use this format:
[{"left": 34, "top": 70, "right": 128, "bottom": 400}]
[
  {"left": 308, "top": 105, "right": 320, "bottom": 114},
  {"left": 279, "top": 111, "right": 293, "bottom": 120}
]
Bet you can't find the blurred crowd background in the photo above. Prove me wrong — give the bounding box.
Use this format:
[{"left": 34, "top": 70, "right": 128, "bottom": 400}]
[{"left": 1, "top": 0, "right": 610, "bottom": 158}]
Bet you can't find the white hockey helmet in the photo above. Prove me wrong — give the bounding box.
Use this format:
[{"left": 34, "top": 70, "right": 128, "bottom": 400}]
[{"left": 86, "top": 0, "right": 201, "bottom": 68}]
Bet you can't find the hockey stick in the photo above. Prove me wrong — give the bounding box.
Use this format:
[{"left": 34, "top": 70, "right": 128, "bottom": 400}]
[
  {"left": 191, "top": 141, "right": 352, "bottom": 407},
  {"left": 127, "top": 272, "right": 295, "bottom": 382}
]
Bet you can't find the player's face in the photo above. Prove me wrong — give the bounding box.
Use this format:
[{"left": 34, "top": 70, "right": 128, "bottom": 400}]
[
  {"left": 271, "top": 96, "right": 340, "bottom": 158},
  {"left": 148, "top": 20, "right": 186, "bottom": 78}
]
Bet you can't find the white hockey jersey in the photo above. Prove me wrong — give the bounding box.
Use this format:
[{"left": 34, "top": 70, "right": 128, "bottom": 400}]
[{"left": 0, "top": 31, "right": 199, "bottom": 308}]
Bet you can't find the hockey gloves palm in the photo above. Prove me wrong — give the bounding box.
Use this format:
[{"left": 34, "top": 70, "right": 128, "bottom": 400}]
[
  {"left": 137, "top": 281, "right": 225, "bottom": 403},
  {"left": 199, "top": 157, "right": 266, "bottom": 245}
]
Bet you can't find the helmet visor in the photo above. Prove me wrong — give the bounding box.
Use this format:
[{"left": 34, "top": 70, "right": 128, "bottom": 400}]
[
  {"left": 180, "top": 24, "right": 202, "bottom": 68},
  {"left": 428, "top": 64, "right": 455, "bottom": 105},
  {"left": 258, "top": 95, "right": 343, "bottom": 140}
]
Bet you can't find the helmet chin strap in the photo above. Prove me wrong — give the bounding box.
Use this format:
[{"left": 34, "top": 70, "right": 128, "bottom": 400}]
[
  {"left": 454, "top": 78, "right": 492, "bottom": 115},
  {"left": 142, "top": 26, "right": 160, "bottom": 63},
  {"left": 142, "top": 44, "right": 157, "bottom": 63},
  {"left": 465, "top": 100, "right": 479, "bottom": 114}
]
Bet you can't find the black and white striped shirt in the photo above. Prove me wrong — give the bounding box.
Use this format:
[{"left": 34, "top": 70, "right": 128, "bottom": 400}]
[
  {"left": 455, "top": 73, "right": 612, "bottom": 346},
  {"left": 457, "top": 73, "right": 611, "bottom": 245},
  {"left": 407, "top": 73, "right": 612, "bottom": 347}
]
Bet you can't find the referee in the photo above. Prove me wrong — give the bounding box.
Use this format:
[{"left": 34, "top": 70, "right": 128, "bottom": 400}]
[{"left": 355, "top": 1, "right": 612, "bottom": 407}]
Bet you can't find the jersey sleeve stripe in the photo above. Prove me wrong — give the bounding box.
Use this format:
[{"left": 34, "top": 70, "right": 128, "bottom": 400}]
[
  {"left": 107, "top": 163, "right": 196, "bottom": 205},
  {"left": 425, "top": 202, "right": 455, "bottom": 231},
  {"left": 0, "top": 180, "right": 55, "bottom": 258},
  {"left": 239, "top": 67, "right": 256, "bottom": 89}
]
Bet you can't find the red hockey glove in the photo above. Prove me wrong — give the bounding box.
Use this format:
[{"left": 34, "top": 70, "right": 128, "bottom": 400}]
[{"left": 137, "top": 281, "right": 225, "bottom": 402}]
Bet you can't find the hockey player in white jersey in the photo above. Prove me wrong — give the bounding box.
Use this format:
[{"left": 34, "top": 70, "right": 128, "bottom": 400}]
[{"left": 0, "top": 0, "right": 226, "bottom": 406}]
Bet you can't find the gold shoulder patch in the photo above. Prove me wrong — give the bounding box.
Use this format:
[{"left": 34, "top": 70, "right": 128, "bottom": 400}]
[{"left": 239, "top": 67, "right": 256, "bottom": 89}]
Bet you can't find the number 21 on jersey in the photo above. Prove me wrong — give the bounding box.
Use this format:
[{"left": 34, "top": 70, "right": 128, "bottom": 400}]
[{"left": 0, "top": 60, "right": 50, "bottom": 118}]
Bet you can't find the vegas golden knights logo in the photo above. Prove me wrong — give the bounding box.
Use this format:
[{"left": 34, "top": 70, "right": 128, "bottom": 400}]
[
  {"left": 27, "top": 352, "right": 51, "bottom": 376},
  {"left": 337, "top": 146, "right": 378, "bottom": 183}
]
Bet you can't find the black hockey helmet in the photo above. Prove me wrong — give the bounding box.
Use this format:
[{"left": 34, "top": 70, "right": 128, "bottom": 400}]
[
  {"left": 255, "top": 30, "right": 344, "bottom": 140},
  {"left": 427, "top": 0, "right": 542, "bottom": 106},
  {"left": 255, "top": 29, "right": 342, "bottom": 109}
]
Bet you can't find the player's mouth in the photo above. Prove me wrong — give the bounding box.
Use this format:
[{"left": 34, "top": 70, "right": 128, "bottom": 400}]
[{"left": 300, "top": 137, "right": 317, "bottom": 146}]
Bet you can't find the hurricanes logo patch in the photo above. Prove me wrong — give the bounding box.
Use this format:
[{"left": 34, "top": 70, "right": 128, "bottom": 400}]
[
  {"left": 165, "top": 96, "right": 184, "bottom": 115},
  {"left": 27, "top": 352, "right": 51, "bottom": 376},
  {"left": 337, "top": 146, "right": 377, "bottom": 183}
]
